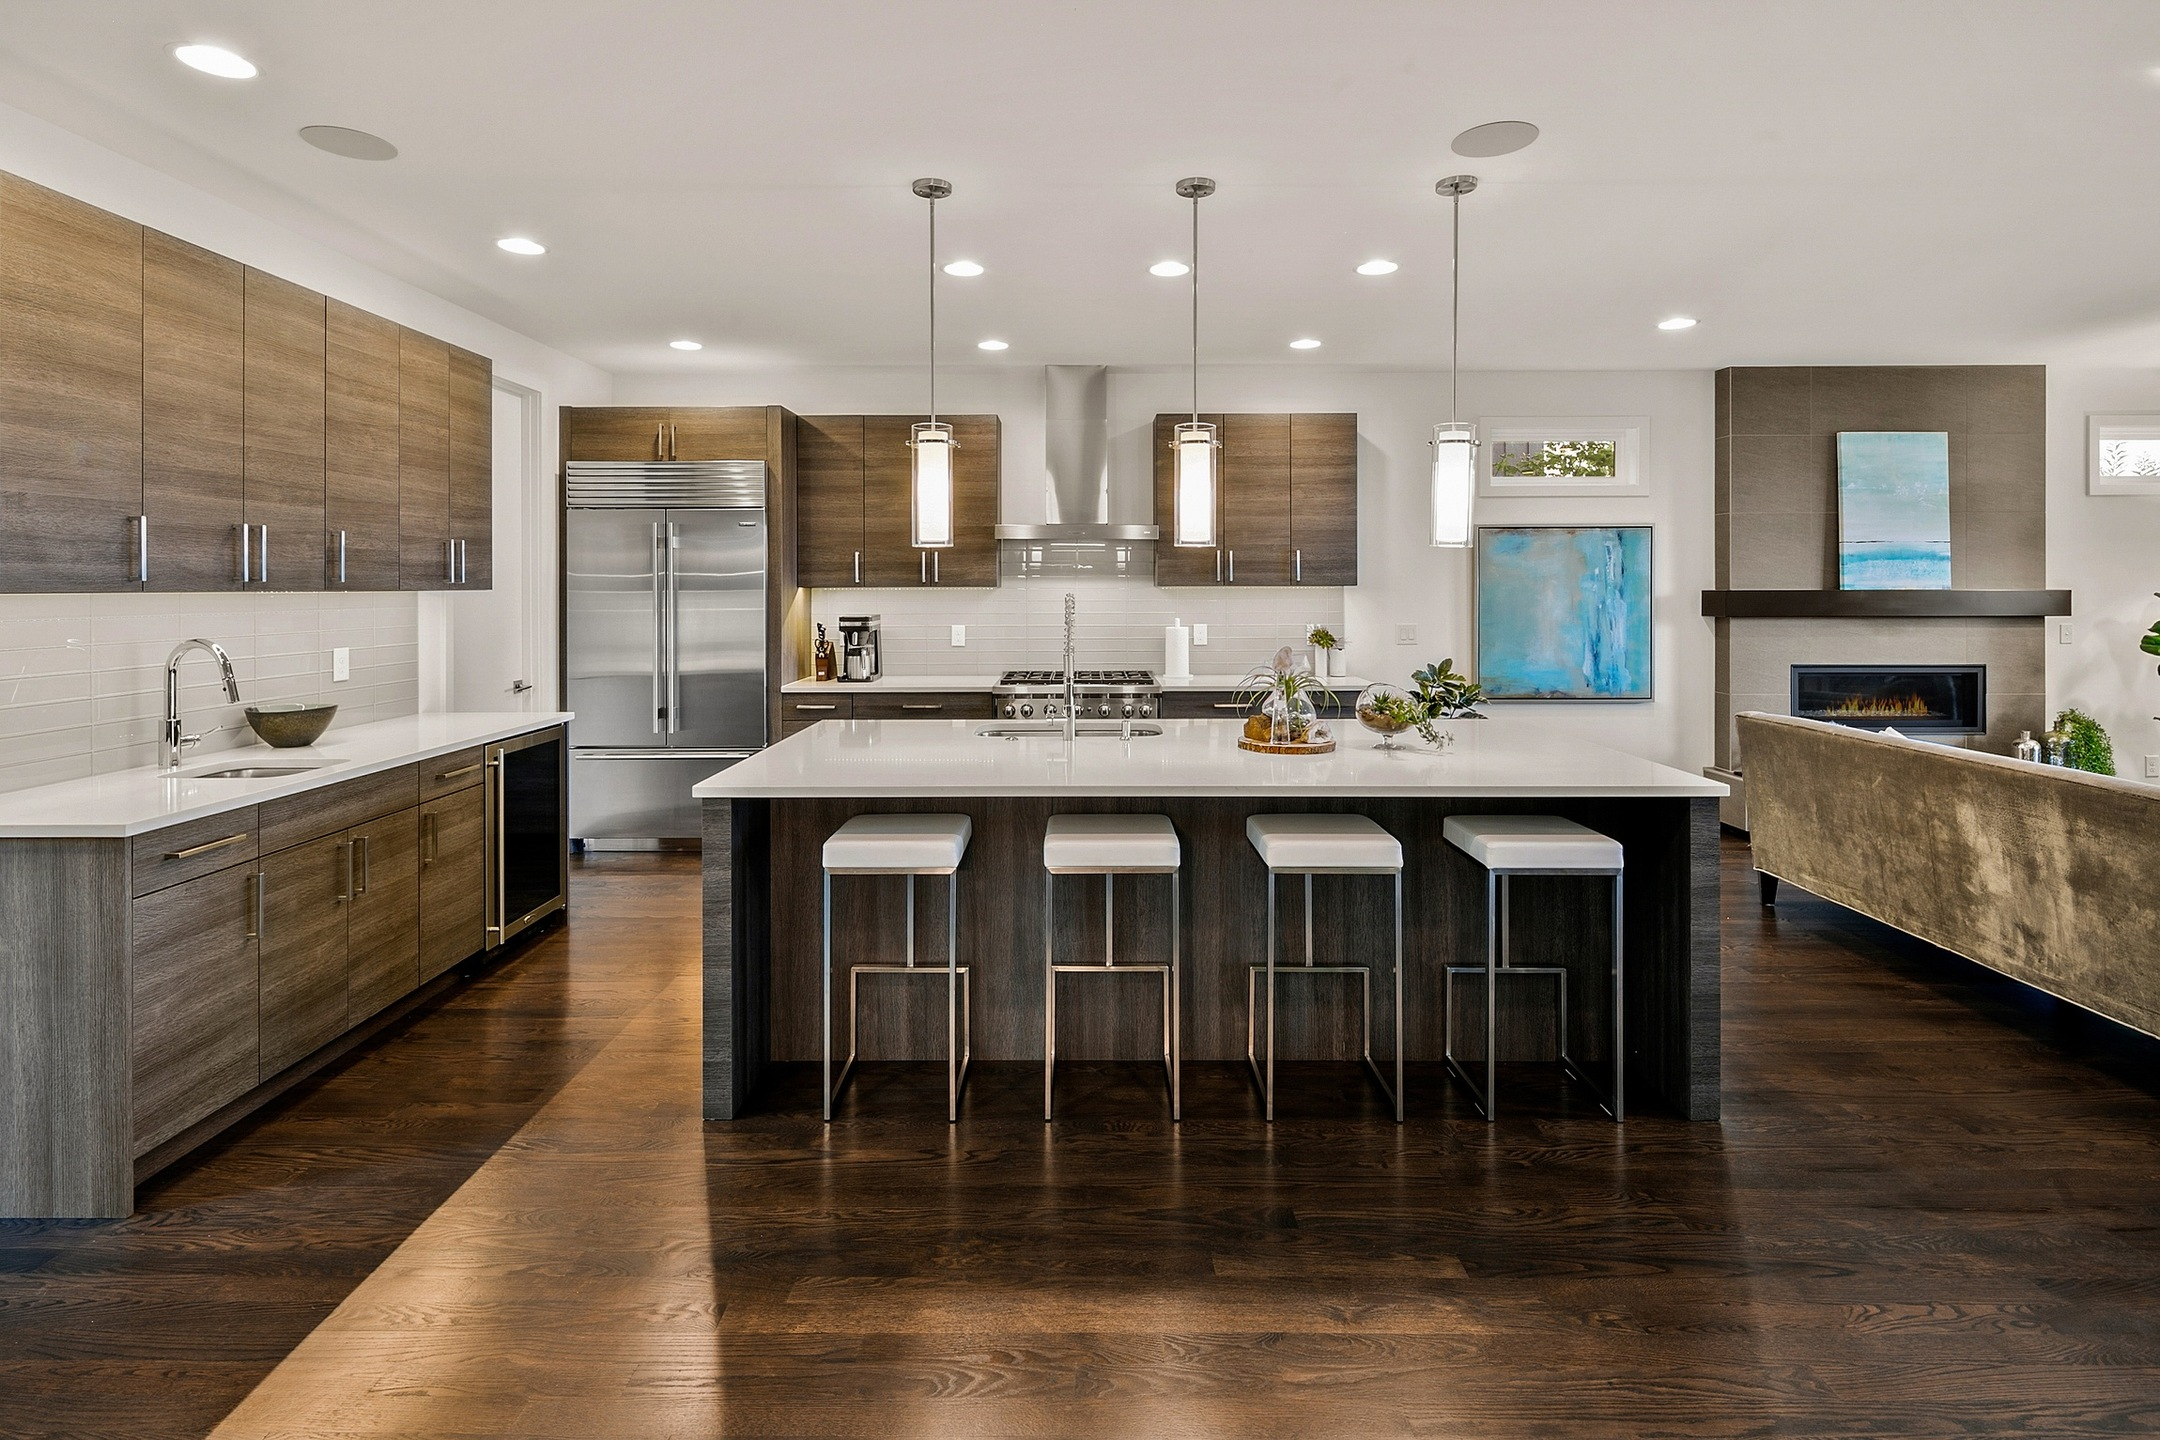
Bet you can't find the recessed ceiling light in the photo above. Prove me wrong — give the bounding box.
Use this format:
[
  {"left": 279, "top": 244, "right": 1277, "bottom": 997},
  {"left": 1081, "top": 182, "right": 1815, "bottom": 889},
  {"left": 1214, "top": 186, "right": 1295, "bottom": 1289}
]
[
  {"left": 1149, "top": 260, "right": 1190, "bottom": 277},
  {"left": 1356, "top": 259, "right": 1399, "bottom": 276},
  {"left": 669, "top": 340, "right": 703, "bottom": 351},
  {"left": 1657, "top": 316, "right": 1698, "bottom": 331},
  {"left": 172, "top": 43, "right": 256, "bottom": 79},
  {"left": 976, "top": 339, "right": 1008, "bottom": 351},
  {"left": 1289, "top": 338, "right": 1323, "bottom": 350},
  {"left": 496, "top": 237, "right": 546, "bottom": 256},
  {"left": 298, "top": 125, "right": 397, "bottom": 161},
  {"left": 943, "top": 260, "right": 984, "bottom": 277},
  {"left": 1452, "top": 120, "right": 1540, "bottom": 157}
]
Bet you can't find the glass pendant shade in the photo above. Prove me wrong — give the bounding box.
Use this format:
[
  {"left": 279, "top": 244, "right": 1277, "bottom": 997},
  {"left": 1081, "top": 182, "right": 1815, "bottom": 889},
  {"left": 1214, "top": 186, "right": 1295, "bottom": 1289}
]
[
  {"left": 1172, "top": 421, "right": 1218, "bottom": 547},
  {"left": 909, "top": 422, "right": 955, "bottom": 548},
  {"left": 1430, "top": 422, "right": 1477, "bottom": 548}
]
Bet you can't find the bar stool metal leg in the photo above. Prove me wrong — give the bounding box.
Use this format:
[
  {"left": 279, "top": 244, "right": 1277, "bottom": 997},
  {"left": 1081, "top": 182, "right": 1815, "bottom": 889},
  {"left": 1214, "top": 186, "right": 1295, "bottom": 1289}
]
[
  {"left": 822, "top": 870, "right": 836, "bottom": 1120},
  {"left": 1043, "top": 848, "right": 1180, "bottom": 1123},
  {"left": 1042, "top": 869, "right": 1055, "bottom": 1121}
]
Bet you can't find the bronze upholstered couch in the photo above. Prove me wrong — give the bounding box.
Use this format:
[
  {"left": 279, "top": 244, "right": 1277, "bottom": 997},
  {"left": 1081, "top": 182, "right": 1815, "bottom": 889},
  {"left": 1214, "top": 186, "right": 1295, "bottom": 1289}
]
[{"left": 1739, "top": 712, "right": 2160, "bottom": 1040}]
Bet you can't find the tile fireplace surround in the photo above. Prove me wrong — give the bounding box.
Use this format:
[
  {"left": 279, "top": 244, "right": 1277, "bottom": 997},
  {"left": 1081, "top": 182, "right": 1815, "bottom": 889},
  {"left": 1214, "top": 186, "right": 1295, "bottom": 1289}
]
[{"left": 1714, "top": 365, "right": 2051, "bottom": 771}]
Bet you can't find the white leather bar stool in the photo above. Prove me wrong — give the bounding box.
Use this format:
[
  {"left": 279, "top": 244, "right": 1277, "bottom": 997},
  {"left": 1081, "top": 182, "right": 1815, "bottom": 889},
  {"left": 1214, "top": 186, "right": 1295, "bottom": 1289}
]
[
  {"left": 1442, "top": 815, "right": 1624, "bottom": 1122},
  {"left": 1244, "top": 813, "right": 1404, "bottom": 1123},
  {"left": 822, "top": 813, "right": 973, "bottom": 1123},
  {"left": 1042, "top": 814, "right": 1182, "bottom": 1121}
]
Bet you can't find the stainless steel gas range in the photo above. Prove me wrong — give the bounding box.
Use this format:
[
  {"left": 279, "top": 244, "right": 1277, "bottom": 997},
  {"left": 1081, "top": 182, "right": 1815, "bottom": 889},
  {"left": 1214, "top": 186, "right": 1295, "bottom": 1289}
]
[{"left": 993, "top": 669, "right": 1158, "bottom": 721}]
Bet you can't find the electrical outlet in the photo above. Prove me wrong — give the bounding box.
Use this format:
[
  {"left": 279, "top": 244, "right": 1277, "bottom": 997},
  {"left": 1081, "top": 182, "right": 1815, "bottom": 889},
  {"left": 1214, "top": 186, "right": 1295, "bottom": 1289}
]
[
  {"left": 1396, "top": 624, "right": 1418, "bottom": 646},
  {"left": 1193, "top": 624, "right": 1208, "bottom": 645},
  {"left": 332, "top": 647, "right": 350, "bottom": 683},
  {"left": 950, "top": 625, "right": 965, "bottom": 647},
  {"left": 2059, "top": 622, "right": 2074, "bottom": 645},
  {"left": 2145, "top": 755, "right": 2159, "bottom": 780}
]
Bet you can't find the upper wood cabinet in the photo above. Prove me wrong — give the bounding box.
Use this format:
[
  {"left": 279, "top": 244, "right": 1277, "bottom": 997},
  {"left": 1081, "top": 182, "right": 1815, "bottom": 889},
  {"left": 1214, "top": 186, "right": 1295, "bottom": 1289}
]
[
  {"left": 324, "top": 301, "right": 402, "bottom": 590},
  {"left": 0, "top": 165, "right": 491, "bottom": 596},
  {"left": 1150, "top": 412, "right": 1357, "bottom": 587},
  {"left": 0, "top": 172, "right": 144, "bottom": 591},
  {"left": 561, "top": 407, "right": 770, "bottom": 463},
  {"left": 800, "top": 413, "right": 1000, "bottom": 588},
  {"left": 142, "top": 230, "right": 244, "bottom": 593}
]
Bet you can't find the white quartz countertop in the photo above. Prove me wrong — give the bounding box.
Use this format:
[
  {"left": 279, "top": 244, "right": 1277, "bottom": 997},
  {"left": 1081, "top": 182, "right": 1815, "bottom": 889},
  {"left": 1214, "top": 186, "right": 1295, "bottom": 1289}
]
[
  {"left": 693, "top": 717, "right": 1727, "bottom": 800},
  {"left": 0, "top": 712, "right": 572, "bottom": 838},
  {"left": 780, "top": 673, "right": 1374, "bottom": 694}
]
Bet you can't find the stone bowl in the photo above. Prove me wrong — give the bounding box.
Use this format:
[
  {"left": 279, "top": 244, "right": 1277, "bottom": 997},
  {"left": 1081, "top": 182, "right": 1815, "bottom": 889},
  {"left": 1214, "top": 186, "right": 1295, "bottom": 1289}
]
[{"left": 244, "top": 703, "right": 338, "bottom": 748}]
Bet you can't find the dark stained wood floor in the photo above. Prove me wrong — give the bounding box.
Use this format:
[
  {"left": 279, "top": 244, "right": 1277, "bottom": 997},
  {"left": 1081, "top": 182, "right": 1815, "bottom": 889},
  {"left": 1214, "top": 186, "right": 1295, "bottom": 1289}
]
[{"left": 6, "top": 838, "right": 2160, "bottom": 1437}]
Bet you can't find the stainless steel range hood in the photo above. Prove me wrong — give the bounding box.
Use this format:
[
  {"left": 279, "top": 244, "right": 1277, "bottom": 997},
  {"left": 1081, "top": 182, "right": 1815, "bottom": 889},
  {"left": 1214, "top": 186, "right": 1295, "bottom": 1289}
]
[{"left": 994, "top": 365, "right": 1158, "bottom": 541}]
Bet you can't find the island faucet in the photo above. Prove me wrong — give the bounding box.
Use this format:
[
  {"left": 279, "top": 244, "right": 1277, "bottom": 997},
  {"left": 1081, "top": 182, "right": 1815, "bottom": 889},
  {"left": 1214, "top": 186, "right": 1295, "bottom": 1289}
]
[
  {"left": 1062, "top": 593, "right": 1078, "bottom": 744},
  {"left": 164, "top": 638, "right": 241, "bottom": 771}
]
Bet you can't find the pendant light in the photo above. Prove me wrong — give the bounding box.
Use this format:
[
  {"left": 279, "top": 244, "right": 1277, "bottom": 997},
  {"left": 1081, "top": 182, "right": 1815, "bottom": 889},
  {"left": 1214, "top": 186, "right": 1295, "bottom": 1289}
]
[
  {"left": 1431, "top": 173, "right": 1479, "bottom": 548},
  {"left": 909, "top": 177, "right": 956, "bottom": 549},
  {"left": 1171, "top": 176, "right": 1218, "bottom": 548}
]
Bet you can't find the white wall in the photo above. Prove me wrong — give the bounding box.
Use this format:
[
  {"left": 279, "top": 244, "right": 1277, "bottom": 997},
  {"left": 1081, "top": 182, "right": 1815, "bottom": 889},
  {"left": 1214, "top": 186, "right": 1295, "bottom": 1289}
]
[
  {"left": 617, "top": 365, "right": 1717, "bottom": 769},
  {"left": 2047, "top": 368, "right": 2160, "bottom": 772}
]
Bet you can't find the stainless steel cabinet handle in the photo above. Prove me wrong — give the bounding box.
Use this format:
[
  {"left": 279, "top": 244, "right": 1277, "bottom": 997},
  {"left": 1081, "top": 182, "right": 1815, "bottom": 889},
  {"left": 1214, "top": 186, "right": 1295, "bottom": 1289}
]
[
  {"left": 435, "top": 762, "right": 482, "bottom": 782},
  {"left": 421, "top": 810, "right": 437, "bottom": 867},
  {"left": 794, "top": 703, "right": 838, "bottom": 712},
  {"left": 933, "top": 551, "right": 939, "bottom": 583},
  {"left": 336, "top": 529, "right": 348, "bottom": 585},
  {"left": 459, "top": 538, "right": 469, "bottom": 584},
  {"left": 669, "top": 423, "right": 678, "bottom": 460},
  {"left": 1215, "top": 548, "right": 1221, "bottom": 583},
  {"left": 238, "top": 524, "right": 251, "bottom": 584},
  {"left": 1227, "top": 549, "right": 1235, "bottom": 583},
  {"left": 446, "top": 539, "right": 456, "bottom": 584},
  {"left": 1294, "top": 548, "right": 1302, "bottom": 582},
  {"left": 657, "top": 423, "right": 666, "bottom": 460},
  {"left": 900, "top": 703, "right": 942, "bottom": 710},
  {"left": 136, "top": 514, "right": 149, "bottom": 583},
  {"left": 337, "top": 840, "right": 353, "bottom": 903},
  {"left": 164, "top": 832, "right": 248, "bottom": 861},
  {"left": 355, "top": 834, "right": 371, "bottom": 894},
  {"left": 257, "top": 525, "right": 268, "bottom": 585},
  {"left": 246, "top": 871, "right": 262, "bottom": 940},
  {"left": 665, "top": 522, "right": 680, "bottom": 734},
  {"left": 651, "top": 522, "right": 665, "bottom": 734},
  {"left": 486, "top": 753, "right": 506, "bottom": 940},
  {"left": 853, "top": 550, "right": 862, "bottom": 584},
  {"left": 920, "top": 550, "right": 927, "bottom": 584},
  {"left": 1210, "top": 702, "right": 1246, "bottom": 710}
]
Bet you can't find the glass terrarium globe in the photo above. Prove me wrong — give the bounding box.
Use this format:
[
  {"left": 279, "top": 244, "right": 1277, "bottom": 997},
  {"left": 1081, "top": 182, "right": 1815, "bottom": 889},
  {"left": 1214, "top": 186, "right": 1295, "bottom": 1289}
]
[
  {"left": 1355, "top": 684, "right": 1419, "bottom": 749},
  {"left": 1264, "top": 688, "right": 1319, "bottom": 746}
]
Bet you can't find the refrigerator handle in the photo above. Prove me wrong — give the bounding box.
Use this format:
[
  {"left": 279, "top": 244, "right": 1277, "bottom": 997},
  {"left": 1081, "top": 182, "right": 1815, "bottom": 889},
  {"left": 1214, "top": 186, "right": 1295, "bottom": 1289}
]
[
  {"left": 651, "top": 521, "right": 664, "bottom": 735},
  {"left": 666, "top": 521, "right": 681, "bottom": 734}
]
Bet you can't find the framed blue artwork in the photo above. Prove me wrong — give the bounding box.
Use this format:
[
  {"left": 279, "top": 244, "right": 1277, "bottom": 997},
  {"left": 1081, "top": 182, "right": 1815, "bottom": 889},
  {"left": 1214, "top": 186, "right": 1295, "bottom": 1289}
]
[
  {"left": 1475, "top": 526, "right": 1653, "bottom": 700},
  {"left": 1836, "top": 431, "right": 1951, "bottom": 589}
]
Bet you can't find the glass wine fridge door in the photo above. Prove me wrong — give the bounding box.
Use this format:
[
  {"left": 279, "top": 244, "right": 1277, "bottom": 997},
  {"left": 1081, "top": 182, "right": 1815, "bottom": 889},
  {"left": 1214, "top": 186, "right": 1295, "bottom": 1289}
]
[{"left": 487, "top": 728, "right": 568, "bottom": 948}]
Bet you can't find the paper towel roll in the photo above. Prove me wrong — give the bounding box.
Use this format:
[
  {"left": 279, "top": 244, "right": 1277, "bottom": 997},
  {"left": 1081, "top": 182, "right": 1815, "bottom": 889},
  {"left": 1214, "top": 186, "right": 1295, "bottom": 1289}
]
[{"left": 1164, "top": 619, "right": 1192, "bottom": 680}]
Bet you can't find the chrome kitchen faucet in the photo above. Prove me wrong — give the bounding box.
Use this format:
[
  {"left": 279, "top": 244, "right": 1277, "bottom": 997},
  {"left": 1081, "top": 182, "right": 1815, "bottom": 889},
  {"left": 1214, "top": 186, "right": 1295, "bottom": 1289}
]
[
  {"left": 1062, "top": 593, "right": 1078, "bottom": 744},
  {"left": 164, "top": 638, "right": 241, "bottom": 771}
]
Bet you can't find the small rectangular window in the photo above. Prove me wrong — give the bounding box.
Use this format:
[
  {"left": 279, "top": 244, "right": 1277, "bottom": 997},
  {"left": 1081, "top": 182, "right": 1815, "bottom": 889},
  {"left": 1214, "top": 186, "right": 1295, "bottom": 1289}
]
[
  {"left": 2088, "top": 414, "right": 2160, "bottom": 495},
  {"left": 1478, "top": 417, "right": 1646, "bottom": 497}
]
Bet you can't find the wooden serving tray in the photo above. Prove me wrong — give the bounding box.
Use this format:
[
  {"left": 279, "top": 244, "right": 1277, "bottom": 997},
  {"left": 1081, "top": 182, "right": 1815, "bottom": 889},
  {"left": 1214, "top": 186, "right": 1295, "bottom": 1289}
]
[{"left": 1237, "top": 735, "right": 1337, "bottom": 755}]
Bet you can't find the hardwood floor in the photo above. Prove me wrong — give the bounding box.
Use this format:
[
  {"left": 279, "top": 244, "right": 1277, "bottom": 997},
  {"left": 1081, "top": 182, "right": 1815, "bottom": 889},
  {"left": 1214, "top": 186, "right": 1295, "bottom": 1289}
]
[{"left": 7, "top": 838, "right": 2160, "bottom": 1437}]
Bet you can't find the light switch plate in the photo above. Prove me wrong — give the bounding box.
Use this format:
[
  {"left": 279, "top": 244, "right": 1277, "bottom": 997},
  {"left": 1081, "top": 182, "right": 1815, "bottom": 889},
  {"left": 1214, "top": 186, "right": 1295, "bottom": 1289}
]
[
  {"left": 2059, "top": 622, "right": 2074, "bottom": 644},
  {"left": 2146, "top": 755, "right": 2159, "bottom": 780},
  {"left": 1396, "top": 624, "right": 1418, "bottom": 645},
  {"left": 1193, "top": 624, "right": 1208, "bottom": 645},
  {"left": 332, "top": 647, "right": 350, "bottom": 683},
  {"left": 950, "top": 625, "right": 965, "bottom": 647}
]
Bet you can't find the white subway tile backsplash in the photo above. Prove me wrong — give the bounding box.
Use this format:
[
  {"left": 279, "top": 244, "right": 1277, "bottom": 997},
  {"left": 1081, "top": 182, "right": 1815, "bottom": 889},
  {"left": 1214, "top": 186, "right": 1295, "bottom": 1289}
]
[{"left": 0, "top": 591, "right": 419, "bottom": 794}]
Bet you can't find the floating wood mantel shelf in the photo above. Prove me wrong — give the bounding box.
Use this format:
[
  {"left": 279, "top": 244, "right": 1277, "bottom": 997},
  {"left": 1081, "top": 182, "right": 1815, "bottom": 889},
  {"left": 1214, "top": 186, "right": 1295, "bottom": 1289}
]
[{"left": 1700, "top": 590, "right": 2072, "bottom": 619}]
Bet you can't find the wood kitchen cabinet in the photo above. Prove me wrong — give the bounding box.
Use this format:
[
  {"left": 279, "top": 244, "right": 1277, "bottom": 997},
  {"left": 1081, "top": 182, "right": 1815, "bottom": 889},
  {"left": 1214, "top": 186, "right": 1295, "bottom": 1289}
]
[
  {"left": 242, "top": 268, "right": 327, "bottom": 592},
  {"left": 446, "top": 345, "right": 494, "bottom": 589},
  {"left": 130, "top": 863, "right": 259, "bottom": 1152},
  {"left": 801, "top": 413, "right": 1000, "bottom": 588},
  {"left": 256, "top": 832, "right": 353, "bottom": 1076},
  {"left": 324, "top": 300, "right": 403, "bottom": 590},
  {"left": 419, "top": 783, "right": 487, "bottom": 983},
  {"left": 141, "top": 230, "right": 245, "bottom": 593},
  {"left": 399, "top": 328, "right": 451, "bottom": 590},
  {"left": 561, "top": 406, "right": 770, "bottom": 463},
  {"left": 346, "top": 808, "right": 421, "bottom": 1017},
  {"left": 1150, "top": 412, "right": 1358, "bottom": 587},
  {"left": 0, "top": 171, "right": 143, "bottom": 592}
]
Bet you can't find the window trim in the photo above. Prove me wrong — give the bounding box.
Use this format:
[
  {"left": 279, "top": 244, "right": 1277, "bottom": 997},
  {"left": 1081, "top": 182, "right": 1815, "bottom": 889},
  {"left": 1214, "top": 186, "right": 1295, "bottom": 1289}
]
[
  {"left": 1476, "top": 416, "right": 1648, "bottom": 498},
  {"left": 2086, "top": 413, "right": 2160, "bottom": 496}
]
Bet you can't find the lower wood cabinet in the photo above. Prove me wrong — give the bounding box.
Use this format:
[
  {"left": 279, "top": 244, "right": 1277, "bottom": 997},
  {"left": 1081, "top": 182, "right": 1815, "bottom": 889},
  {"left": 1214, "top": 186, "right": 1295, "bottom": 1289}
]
[
  {"left": 257, "top": 832, "right": 353, "bottom": 1077},
  {"left": 419, "top": 785, "right": 487, "bottom": 983},
  {"left": 346, "top": 809, "right": 421, "bottom": 1017},
  {"left": 130, "top": 864, "right": 259, "bottom": 1153}
]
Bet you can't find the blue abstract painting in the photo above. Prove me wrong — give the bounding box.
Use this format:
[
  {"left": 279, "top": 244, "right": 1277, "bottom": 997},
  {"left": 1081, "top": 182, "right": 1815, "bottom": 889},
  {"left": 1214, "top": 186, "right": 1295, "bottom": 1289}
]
[
  {"left": 1476, "top": 526, "right": 1653, "bottom": 700},
  {"left": 1837, "top": 431, "right": 1951, "bottom": 589}
]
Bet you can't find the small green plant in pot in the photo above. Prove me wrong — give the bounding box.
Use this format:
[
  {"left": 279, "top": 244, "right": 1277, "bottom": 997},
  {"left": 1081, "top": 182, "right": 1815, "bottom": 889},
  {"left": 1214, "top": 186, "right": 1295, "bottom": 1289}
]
[
  {"left": 1238, "top": 647, "right": 1339, "bottom": 745},
  {"left": 1307, "top": 625, "right": 1343, "bottom": 677},
  {"left": 1409, "top": 659, "right": 1484, "bottom": 746},
  {"left": 2052, "top": 707, "right": 2116, "bottom": 776}
]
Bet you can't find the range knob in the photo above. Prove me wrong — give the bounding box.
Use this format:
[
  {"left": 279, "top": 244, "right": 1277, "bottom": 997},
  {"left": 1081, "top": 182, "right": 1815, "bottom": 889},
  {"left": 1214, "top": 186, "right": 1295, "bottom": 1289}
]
[
  {"left": 1139, "top": 702, "right": 1153, "bottom": 717},
  {"left": 1002, "top": 703, "right": 1017, "bottom": 718},
  {"left": 1044, "top": 702, "right": 1060, "bottom": 717},
  {"left": 1019, "top": 703, "right": 1034, "bottom": 718},
  {"left": 1098, "top": 703, "right": 1112, "bottom": 717},
  {"left": 1121, "top": 703, "right": 1134, "bottom": 718}
]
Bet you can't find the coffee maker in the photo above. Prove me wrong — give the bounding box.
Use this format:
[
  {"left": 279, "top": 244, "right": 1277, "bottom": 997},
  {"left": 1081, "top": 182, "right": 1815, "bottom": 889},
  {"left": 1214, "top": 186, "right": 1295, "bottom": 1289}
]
[{"left": 837, "top": 615, "right": 882, "bottom": 683}]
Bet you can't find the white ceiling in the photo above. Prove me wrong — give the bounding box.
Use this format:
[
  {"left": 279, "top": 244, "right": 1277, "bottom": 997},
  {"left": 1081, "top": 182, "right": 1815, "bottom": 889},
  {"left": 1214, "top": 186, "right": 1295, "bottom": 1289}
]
[{"left": 4, "top": 0, "right": 2160, "bottom": 375}]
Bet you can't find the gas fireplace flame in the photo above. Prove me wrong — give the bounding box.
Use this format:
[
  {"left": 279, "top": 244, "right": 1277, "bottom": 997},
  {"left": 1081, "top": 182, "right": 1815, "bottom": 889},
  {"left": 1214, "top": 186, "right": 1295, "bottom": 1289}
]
[{"left": 1816, "top": 694, "right": 1937, "bottom": 718}]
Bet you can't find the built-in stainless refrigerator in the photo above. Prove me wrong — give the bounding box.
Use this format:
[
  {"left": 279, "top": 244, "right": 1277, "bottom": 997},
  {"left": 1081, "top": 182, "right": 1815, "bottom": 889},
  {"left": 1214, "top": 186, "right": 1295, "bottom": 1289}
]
[{"left": 564, "top": 460, "right": 767, "bottom": 845}]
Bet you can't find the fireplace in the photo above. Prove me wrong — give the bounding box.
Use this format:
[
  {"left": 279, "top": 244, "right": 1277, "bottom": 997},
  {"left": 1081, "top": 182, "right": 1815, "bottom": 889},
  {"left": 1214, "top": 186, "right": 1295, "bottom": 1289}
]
[{"left": 1790, "top": 664, "right": 1986, "bottom": 736}]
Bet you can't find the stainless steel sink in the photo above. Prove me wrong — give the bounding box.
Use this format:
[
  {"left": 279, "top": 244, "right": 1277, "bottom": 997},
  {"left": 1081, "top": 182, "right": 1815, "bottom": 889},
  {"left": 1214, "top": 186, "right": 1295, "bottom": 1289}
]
[
  {"left": 187, "top": 764, "right": 329, "bottom": 778},
  {"left": 977, "top": 723, "right": 1164, "bottom": 739}
]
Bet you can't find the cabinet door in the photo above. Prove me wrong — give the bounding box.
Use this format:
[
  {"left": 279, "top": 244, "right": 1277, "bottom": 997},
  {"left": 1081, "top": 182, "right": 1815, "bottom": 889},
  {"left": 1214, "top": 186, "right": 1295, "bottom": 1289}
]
[
  {"left": 418, "top": 786, "right": 487, "bottom": 982},
  {"left": 1151, "top": 412, "right": 1225, "bottom": 586},
  {"left": 667, "top": 407, "right": 769, "bottom": 461},
  {"left": 0, "top": 171, "right": 143, "bottom": 592},
  {"left": 795, "top": 414, "right": 866, "bottom": 587},
  {"left": 257, "top": 834, "right": 351, "bottom": 1077},
  {"left": 399, "top": 328, "right": 450, "bottom": 590},
  {"left": 562, "top": 406, "right": 671, "bottom": 462},
  {"left": 447, "top": 345, "right": 493, "bottom": 589},
  {"left": 936, "top": 413, "right": 1001, "bottom": 586},
  {"left": 241, "top": 268, "right": 326, "bottom": 592},
  {"left": 142, "top": 230, "right": 243, "bottom": 593},
  {"left": 1221, "top": 413, "right": 1293, "bottom": 586},
  {"left": 323, "top": 300, "right": 402, "bottom": 590},
  {"left": 861, "top": 415, "right": 918, "bottom": 586},
  {"left": 131, "top": 864, "right": 258, "bottom": 1153},
  {"left": 346, "top": 808, "right": 420, "bottom": 1020},
  {"left": 1290, "top": 413, "right": 1358, "bottom": 585}
]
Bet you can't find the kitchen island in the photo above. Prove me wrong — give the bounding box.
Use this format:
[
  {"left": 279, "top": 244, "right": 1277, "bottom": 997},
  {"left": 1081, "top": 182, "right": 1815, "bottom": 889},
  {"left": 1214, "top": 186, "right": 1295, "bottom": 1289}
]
[{"left": 695, "top": 718, "right": 1726, "bottom": 1121}]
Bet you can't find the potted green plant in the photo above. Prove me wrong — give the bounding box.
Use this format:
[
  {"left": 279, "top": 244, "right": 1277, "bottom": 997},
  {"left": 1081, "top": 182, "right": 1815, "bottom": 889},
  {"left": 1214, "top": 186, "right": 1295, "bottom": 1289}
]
[
  {"left": 1307, "top": 624, "right": 1346, "bottom": 678},
  {"left": 2052, "top": 707, "right": 2116, "bottom": 776},
  {"left": 1238, "top": 647, "right": 1340, "bottom": 746},
  {"left": 1409, "top": 658, "right": 1485, "bottom": 747}
]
